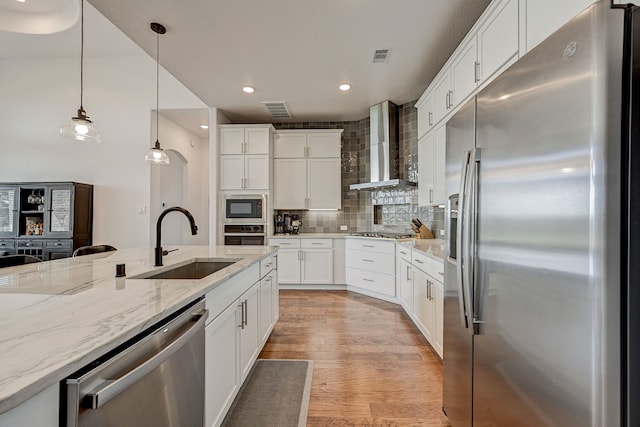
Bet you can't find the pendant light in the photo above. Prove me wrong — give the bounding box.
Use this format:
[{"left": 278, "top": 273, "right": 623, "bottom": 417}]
[
  {"left": 145, "top": 22, "right": 170, "bottom": 165},
  {"left": 59, "top": 0, "right": 101, "bottom": 143}
]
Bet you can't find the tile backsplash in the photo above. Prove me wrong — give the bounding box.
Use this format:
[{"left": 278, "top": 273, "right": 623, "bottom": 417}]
[{"left": 273, "top": 100, "right": 445, "bottom": 239}]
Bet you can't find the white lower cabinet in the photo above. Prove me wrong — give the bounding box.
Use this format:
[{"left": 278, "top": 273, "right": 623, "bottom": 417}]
[
  {"left": 271, "top": 238, "right": 333, "bottom": 285},
  {"left": 346, "top": 238, "right": 396, "bottom": 298},
  {"left": 205, "top": 256, "right": 279, "bottom": 427},
  {"left": 205, "top": 302, "right": 240, "bottom": 427},
  {"left": 396, "top": 242, "right": 444, "bottom": 358},
  {"left": 0, "top": 384, "right": 59, "bottom": 427}
]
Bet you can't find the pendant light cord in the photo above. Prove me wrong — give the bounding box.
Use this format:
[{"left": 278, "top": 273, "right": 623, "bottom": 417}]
[
  {"left": 80, "top": 0, "right": 84, "bottom": 110},
  {"left": 155, "top": 26, "right": 159, "bottom": 145}
]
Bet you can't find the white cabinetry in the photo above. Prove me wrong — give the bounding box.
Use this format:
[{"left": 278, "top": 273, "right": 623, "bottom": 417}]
[
  {"left": 0, "top": 384, "right": 59, "bottom": 427},
  {"left": 418, "top": 124, "right": 446, "bottom": 207},
  {"left": 273, "top": 130, "right": 343, "bottom": 210},
  {"left": 522, "top": 0, "right": 593, "bottom": 53},
  {"left": 346, "top": 238, "right": 396, "bottom": 299},
  {"left": 271, "top": 238, "right": 333, "bottom": 285},
  {"left": 219, "top": 125, "right": 273, "bottom": 190},
  {"left": 395, "top": 242, "right": 444, "bottom": 358},
  {"left": 416, "top": 91, "right": 435, "bottom": 139},
  {"left": 204, "top": 256, "right": 278, "bottom": 427}
]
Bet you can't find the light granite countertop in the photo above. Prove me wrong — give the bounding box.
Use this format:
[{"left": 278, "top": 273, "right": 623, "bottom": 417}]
[
  {"left": 398, "top": 239, "right": 445, "bottom": 262},
  {"left": 270, "top": 233, "right": 349, "bottom": 239},
  {"left": 0, "top": 245, "right": 277, "bottom": 414}
]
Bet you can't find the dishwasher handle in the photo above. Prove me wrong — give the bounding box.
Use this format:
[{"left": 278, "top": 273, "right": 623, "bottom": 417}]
[{"left": 84, "top": 309, "right": 208, "bottom": 409}]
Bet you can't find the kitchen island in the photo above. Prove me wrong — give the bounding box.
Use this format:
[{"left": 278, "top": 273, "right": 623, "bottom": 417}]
[{"left": 0, "top": 245, "right": 277, "bottom": 424}]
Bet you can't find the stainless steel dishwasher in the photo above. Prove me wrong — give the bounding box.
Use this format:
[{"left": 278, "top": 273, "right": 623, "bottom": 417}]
[{"left": 62, "top": 299, "right": 208, "bottom": 427}]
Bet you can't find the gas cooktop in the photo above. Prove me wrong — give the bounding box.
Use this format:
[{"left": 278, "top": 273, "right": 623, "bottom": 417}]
[{"left": 350, "top": 232, "right": 413, "bottom": 239}]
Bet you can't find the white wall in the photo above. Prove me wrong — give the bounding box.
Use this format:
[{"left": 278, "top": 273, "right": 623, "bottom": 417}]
[{"left": 0, "top": 53, "right": 209, "bottom": 249}]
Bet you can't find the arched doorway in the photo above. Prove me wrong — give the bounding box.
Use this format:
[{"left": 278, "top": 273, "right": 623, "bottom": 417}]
[{"left": 150, "top": 149, "right": 189, "bottom": 245}]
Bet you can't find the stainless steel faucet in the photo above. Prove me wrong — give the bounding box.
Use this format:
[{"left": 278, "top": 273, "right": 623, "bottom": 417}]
[{"left": 155, "top": 207, "right": 198, "bottom": 266}]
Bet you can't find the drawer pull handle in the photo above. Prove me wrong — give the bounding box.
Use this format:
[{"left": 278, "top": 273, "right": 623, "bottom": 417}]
[
  {"left": 363, "top": 278, "right": 374, "bottom": 282},
  {"left": 415, "top": 259, "right": 424, "bottom": 264},
  {"left": 311, "top": 242, "right": 323, "bottom": 245},
  {"left": 363, "top": 244, "right": 374, "bottom": 248},
  {"left": 438, "top": 272, "right": 444, "bottom": 276},
  {"left": 362, "top": 259, "right": 374, "bottom": 263}
]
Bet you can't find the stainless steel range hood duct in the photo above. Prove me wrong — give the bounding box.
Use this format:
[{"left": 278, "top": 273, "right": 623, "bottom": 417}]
[{"left": 350, "top": 101, "right": 417, "bottom": 191}]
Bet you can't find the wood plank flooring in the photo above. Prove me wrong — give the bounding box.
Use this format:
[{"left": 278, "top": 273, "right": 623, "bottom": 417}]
[{"left": 258, "top": 290, "right": 451, "bottom": 426}]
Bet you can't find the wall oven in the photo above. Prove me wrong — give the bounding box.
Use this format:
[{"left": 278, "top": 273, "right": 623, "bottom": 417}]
[
  {"left": 222, "top": 194, "right": 266, "bottom": 223},
  {"left": 223, "top": 224, "right": 266, "bottom": 246}
]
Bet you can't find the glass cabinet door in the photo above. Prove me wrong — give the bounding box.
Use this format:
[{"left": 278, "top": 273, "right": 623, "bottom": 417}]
[
  {"left": 46, "top": 184, "right": 75, "bottom": 238},
  {"left": 0, "top": 185, "right": 18, "bottom": 238}
]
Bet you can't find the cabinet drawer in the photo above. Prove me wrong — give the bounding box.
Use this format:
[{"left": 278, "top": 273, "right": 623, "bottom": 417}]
[
  {"left": 346, "top": 268, "right": 395, "bottom": 297},
  {"left": 301, "top": 238, "right": 332, "bottom": 249},
  {"left": 270, "top": 238, "right": 301, "bottom": 248},
  {"left": 46, "top": 239, "right": 72, "bottom": 249},
  {"left": 346, "top": 238, "right": 395, "bottom": 254},
  {"left": 412, "top": 251, "right": 444, "bottom": 279},
  {"left": 16, "top": 239, "right": 43, "bottom": 249},
  {"left": 348, "top": 249, "right": 395, "bottom": 275},
  {"left": 206, "top": 263, "right": 260, "bottom": 322},
  {"left": 396, "top": 243, "right": 412, "bottom": 262},
  {"left": 260, "top": 253, "right": 277, "bottom": 278}
]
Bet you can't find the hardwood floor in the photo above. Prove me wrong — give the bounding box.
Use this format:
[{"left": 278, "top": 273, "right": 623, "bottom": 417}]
[{"left": 258, "top": 290, "right": 451, "bottom": 427}]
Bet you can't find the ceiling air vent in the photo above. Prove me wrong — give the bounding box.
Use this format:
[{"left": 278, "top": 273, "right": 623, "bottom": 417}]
[
  {"left": 372, "top": 49, "right": 390, "bottom": 64},
  {"left": 262, "top": 101, "right": 291, "bottom": 119}
]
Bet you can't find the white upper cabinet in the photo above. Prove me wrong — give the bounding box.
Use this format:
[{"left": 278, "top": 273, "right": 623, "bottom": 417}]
[
  {"left": 220, "top": 126, "right": 270, "bottom": 155},
  {"left": 476, "top": 0, "right": 519, "bottom": 86},
  {"left": 451, "top": 37, "right": 478, "bottom": 109},
  {"left": 523, "top": 0, "right": 594, "bottom": 53},
  {"left": 273, "top": 129, "right": 343, "bottom": 210},
  {"left": 416, "top": 91, "right": 435, "bottom": 140},
  {"left": 418, "top": 123, "right": 446, "bottom": 207},
  {"left": 433, "top": 72, "right": 453, "bottom": 126},
  {"left": 219, "top": 125, "right": 273, "bottom": 191}
]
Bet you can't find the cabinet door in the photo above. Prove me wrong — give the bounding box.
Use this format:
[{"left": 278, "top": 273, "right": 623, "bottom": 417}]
[
  {"left": 244, "top": 127, "right": 270, "bottom": 154},
  {"left": 205, "top": 303, "right": 240, "bottom": 427},
  {"left": 433, "top": 71, "right": 452, "bottom": 124},
  {"left": 0, "top": 185, "right": 18, "bottom": 238},
  {"left": 219, "top": 127, "right": 245, "bottom": 155},
  {"left": 399, "top": 258, "right": 413, "bottom": 311},
  {"left": 524, "top": 0, "right": 592, "bottom": 52},
  {"left": 307, "top": 158, "right": 341, "bottom": 209},
  {"left": 244, "top": 155, "right": 269, "bottom": 190},
  {"left": 306, "top": 132, "right": 341, "bottom": 158},
  {"left": 413, "top": 268, "right": 434, "bottom": 343},
  {"left": 220, "top": 155, "right": 245, "bottom": 190},
  {"left": 417, "top": 91, "right": 435, "bottom": 139},
  {"left": 239, "top": 283, "right": 260, "bottom": 382},
  {"left": 301, "top": 249, "right": 333, "bottom": 284},
  {"left": 433, "top": 124, "right": 447, "bottom": 206},
  {"left": 418, "top": 133, "right": 435, "bottom": 206},
  {"left": 45, "top": 184, "right": 74, "bottom": 238},
  {"left": 269, "top": 270, "right": 279, "bottom": 324},
  {"left": 275, "top": 248, "right": 300, "bottom": 283},
  {"left": 259, "top": 274, "right": 273, "bottom": 343},
  {"left": 451, "top": 37, "right": 478, "bottom": 109},
  {"left": 273, "top": 132, "right": 306, "bottom": 158},
  {"left": 433, "top": 280, "right": 444, "bottom": 358},
  {"left": 477, "top": 0, "right": 519, "bottom": 85},
  {"left": 273, "top": 158, "right": 307, "bottom": 209}
]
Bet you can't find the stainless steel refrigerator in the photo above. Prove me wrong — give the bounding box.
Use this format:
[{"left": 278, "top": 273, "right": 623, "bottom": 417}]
[{"left": 443, "top": 1, "right": 639, "bottom": 426}]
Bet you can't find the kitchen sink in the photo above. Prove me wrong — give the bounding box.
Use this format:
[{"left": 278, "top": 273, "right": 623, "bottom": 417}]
[{"left": 133, "top": 259, "right": 239, "bottom": 280}]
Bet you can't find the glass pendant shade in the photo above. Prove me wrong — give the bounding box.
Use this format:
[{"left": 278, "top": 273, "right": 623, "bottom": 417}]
[
  {"left": 60, "top": 0, "right": 100, "bottom": 143},
  {"left": 145, "top": 140, "right": 170, "bottom": 164},
  {"left": 60, "top": 108, "right": 101, "bottom": 142}
]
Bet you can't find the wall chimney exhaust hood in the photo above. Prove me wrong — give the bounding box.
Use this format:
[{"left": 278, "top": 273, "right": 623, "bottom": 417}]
[{"left": 349, "top": 101, "right": 417, "bottom": 191}]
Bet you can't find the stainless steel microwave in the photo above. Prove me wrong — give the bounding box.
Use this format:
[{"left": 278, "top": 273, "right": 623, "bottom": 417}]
[{"left": 222, "top": 194, "right": 266, "bottom": 223}]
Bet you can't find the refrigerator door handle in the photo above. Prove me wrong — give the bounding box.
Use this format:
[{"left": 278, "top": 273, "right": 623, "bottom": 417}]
[
  {"left": 467, "top": 148, "right": 482, "bottom": 335},
  {"left": 457, "top": 150, "right": 471, "bottom": 330}
]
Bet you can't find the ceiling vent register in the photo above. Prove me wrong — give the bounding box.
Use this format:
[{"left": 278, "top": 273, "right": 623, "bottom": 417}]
[
  {"left": 372, "top": 49, "right": 390, "bottom": 64},
  {"left": 263, "top": 101, "right": 291, "bottom": 119}
]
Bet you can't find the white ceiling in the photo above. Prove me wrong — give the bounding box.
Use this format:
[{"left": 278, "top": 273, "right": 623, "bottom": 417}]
[{"left": 1, "top": 0, "right": 491, "bottom": 131}]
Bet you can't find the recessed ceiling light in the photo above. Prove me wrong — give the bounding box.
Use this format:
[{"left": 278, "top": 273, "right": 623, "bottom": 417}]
[
  {"left": 16, "top": 0, "right": 26, "bottom": 3},
  {"left": 242, "top": 86, "right": 255, "bottom": 94},
  {"left": 200, "top": 124, "right": 209, "bottom": 129},
  {"left": 339, "top": 83, "right": 351, "bottom": 91}
]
